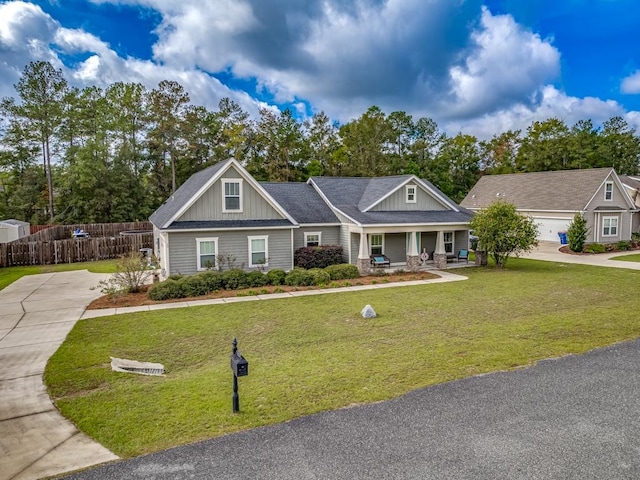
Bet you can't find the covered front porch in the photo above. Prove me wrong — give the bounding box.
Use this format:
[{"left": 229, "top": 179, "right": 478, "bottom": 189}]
[{"left": 350, "top": 226, "right": 471, "bottom": 273}]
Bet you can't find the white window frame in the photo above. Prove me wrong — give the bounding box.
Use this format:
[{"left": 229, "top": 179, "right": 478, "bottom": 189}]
[
  {"left": 604, "top": 181, "right": 613, "bottom": 201},
  {"left": 443, "top": 231, "right": 454, "bottom": 254},
  {"left": 304, "top": 232, "right": 321, "bottom": 247},
  {"left": 370, "top": 233, "right": 384, "bottom": 255},
  {"left": 602, "top": 216, "right": 618, "bottom": 237},
  {"left": 248, "top": 235, "right": 268, "bottom": 268},
  {"left": 222, "top": 178, "right": 243, "bottom": 213},
  {"left": 196, "top": 237, "right": 218, "bottom": 271},
  {"left": 406, "top": 185, "right": 417, "bottom": 203}
]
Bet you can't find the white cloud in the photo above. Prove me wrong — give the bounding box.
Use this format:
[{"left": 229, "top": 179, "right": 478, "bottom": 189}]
[
  {"left": 621, "top": 70, "right": 640, "bottom": 94},
  {"left": 0, "top": 1, "right": 265, "bottom": 116}
]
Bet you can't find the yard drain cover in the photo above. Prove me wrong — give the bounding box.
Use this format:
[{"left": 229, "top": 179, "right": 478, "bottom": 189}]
[{"left": 111, "top": 357, "right": 165, "bottom": 376}]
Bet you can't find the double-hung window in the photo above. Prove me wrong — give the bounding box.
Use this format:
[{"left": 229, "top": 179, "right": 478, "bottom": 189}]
[
  {"left": 603, "top": 217, "right": 618, "bottom": 236},
  {"left": 604, "top": 181, "right": 613, "bottom": 201},
  {"left": 406, "top": 185, "right": 417, "bottom": 203},
  {"left": 443, "top": 232, "right": 454, "bottom": 254},
  {"left": 370, "top": 234, "right": 383, "bottom": 255},
  {"left": 248, "top": 235, "right": 268, "bottom": 267},
  {"left": 196, "top": 237, "right": 218, "bottom": 271},
  {"left": 304, "top": 232, "right": 321, "bottom": 247},
  {"left": 223, "top": 179, "right": 242, "bottom": 212}
]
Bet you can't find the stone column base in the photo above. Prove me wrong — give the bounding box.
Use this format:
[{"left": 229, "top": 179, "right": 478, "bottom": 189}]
[
  {"left": 433, "top": 253, "right": 448, "bottom": 269},
  {"left": 357, "top": 258, "right": 370, "bottom": 275},
  {"left": 474, "top": 250, "right": 488, "bottom": 266},
  {"left": 406, "top": 255, "right": 420, "bottom": 271}
]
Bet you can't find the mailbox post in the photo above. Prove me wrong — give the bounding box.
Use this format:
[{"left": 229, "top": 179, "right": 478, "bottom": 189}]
[{"left": 230, "top": 337, "right": 248, "bottom": 413}]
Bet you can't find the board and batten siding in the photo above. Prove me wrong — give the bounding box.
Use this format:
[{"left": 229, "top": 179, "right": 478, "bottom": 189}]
[
  {"left": 178, "top": 166, "right": 284, "bottom": 222},
  {"left": 370, "top": 184, "right": 447, "bottom": 211},
  {"left": 293, "top": 226, "right": 340, "bottom": 249},
  {"left": 167, "top": 228, "right": 293, "bottom": 276}
]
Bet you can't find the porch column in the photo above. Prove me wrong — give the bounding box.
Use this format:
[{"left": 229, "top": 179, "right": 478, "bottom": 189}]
[
  {"left": 406, "top": 231, "right": 420, "bottom": 271},
  {"left": 433, "top": 230, "right": 448, "bottom": 269},
  {"left": 356, "top": 232, "right": 370, "bottom": 274}
]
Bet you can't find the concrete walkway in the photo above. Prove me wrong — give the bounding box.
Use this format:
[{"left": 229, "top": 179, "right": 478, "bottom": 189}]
[{"left": 0, "top": 271, "right": 119, "bottom": 480}]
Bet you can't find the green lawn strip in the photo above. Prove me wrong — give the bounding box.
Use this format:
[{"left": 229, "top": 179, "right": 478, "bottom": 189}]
[
  {"left": 45, "top": 259, "right": 640, "bottom": 458},
  {"left": 610, "top": 253, "right": 640, "bottom": 263},
  {"left": 0, "top": 260, "right": 118, "bottom": 290}
]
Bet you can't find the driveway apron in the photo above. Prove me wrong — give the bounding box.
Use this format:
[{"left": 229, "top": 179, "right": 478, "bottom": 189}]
[{"left": 0, "top": 271, "right": 118, "bottom": 480}]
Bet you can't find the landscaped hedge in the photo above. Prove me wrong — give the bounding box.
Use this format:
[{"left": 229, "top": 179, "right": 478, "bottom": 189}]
[
  {"left": 148, "top": 263, "right": 362, "bottom": 301},
  {"left": 294, "top": 245, "right": 344, "bottom": 269}
]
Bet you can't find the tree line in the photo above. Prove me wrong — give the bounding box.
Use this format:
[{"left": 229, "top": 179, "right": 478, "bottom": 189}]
[{"left": 2, "top": 61, "right": 639, "bottom": 225}]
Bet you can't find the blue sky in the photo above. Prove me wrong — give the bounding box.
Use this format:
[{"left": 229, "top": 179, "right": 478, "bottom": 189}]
[{"left": 1, "top": 0, "right": 639, "bottom": 139}]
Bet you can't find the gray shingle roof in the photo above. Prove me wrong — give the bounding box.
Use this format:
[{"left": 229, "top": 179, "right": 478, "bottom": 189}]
[
  {"left": 150, "top": 162, "right": 227, "bottom": 228},
  {"left": 261, "top": 182, "right": 339, "bottom": 224},
  {"left": 309, "top": 175, "right": 465, "bottom": 225},
  {"left": 461, "top": 168, "right": 616, "bottom": 211}
]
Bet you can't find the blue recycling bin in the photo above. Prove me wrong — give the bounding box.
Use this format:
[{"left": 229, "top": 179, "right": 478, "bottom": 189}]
[{"left": 558, "top": 231, "right": 568, "bottom": 245}]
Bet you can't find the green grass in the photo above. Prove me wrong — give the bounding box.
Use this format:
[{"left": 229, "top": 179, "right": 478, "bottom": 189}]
[
  {"left": 611, "top": 253, "right": 640, "bottom": 263},
  {"left": 0, "top": 260, "right": 118, "bottom": 290},
  {"left": 45, "top": 258, "right": 640, "bottom": 458}
]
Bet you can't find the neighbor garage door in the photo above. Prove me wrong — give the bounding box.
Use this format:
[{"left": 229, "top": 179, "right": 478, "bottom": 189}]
[{"left": 534, "top": 217, "right": 572, "bottom": 242}]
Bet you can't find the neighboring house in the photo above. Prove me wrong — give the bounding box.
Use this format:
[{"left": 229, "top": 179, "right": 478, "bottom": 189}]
[
  {"left": 149, "top": 159, "right": 473, "bottom": 278},
  {"left": 461, "top": 168, "right": 639, "bottom": 243},
  {"left": 620, "top": 175, "right": 640, "bottom": 234},
  {"left": 0, "top": 219, "right": 30, "bottom": 243}
]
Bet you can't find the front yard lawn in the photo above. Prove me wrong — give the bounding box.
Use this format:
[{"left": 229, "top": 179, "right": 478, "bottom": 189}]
[
  {"left": 611, "top": 253, "right": 640, "bottom": 263},
  {"left": 45, "top": 258, "right": 640, "bottom": 458}
]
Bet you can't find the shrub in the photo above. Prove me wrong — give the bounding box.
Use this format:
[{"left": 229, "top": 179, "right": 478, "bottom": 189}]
[
  {"left": 96, "top": 251, "right": 155, "bottom": 296},
  {"left": 181, "top": 275, "right": 209, "bottom": 297},
  {"left": 584, "top": 243, "right": 606, "bottom": 254},
  {"left": 617, "top": 241, "right": 631, "bottom": 251},
  {"left": 222, "top": 269, "right": 250, "bottom": 290},
  {"left": 309, "top": 268, "right": 330, "bottom": 285},
  {"left": 285, "top": 268, "right": 316, "bottom": 286},
  {"left": 266, "top": 269, "right": 286, "bottom": 285},
  {"left": 199, "top": 271, "right": 224, "bottom": 291},
  {"left": 247, "top": 270, "right": 269, "bottom": 287},
  {"left": 567, "top": 213, "right": 589, "bottom": 253},
  {"left": 148, "top": 279, "right": 186, "bottom": 300},
  {"left": 294, "top": 245, "right": 344, "bottom": 269},
  {"left": 168, "top": 273, "right": 184, "bottom": 281},
  {"left": 324, "top": 263, "right": 360, "bottom": 280}
]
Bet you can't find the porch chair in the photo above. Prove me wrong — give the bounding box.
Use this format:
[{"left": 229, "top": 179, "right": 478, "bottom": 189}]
[
  {"left": 457, "top": 249, "right": 469, "bottom": 263},
  {"left": 370, "top": 254, "right": 391, "bottom": 268}
]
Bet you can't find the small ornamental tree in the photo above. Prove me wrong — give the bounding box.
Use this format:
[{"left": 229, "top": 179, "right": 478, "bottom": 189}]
[
  {"left": 567, "top": 212, "right": 589, "bottom": 252},
  {"left": 469, "top": 201, "right": 539, "bottom": 268}
]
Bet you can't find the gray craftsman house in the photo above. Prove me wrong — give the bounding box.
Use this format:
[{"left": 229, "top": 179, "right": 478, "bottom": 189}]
[
  {"left": 150, "top": 159, "right": 473, "bottom": 278},
  {"left": 461, "top": 168, "right": 639, "bottom": 243}
]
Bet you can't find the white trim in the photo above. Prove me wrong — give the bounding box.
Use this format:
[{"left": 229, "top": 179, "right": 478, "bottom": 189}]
[
  {"left": 585, "top": 170, "right": 636, "bottom": 211},
  {"left": 405, "top": 185, "right": 417, "bottom": 203},
  {"left": 157, "top": 225, "right": 297, "bottom": 234},
  {"left": 222, "top": 178, "right": 243, "bottom": 213},
  {"left": 196, "top": 237, "right": 218, "bottom": 271},
  {"left": 304, "top": 231, "right": 322, "bottom": 247},
  {"left": 248, "top": 235, "right": 268, "bottom": 268},
  {"left": 369, "top": 233, "right": 384, "bottom": 255},
  {"left": 604, "top": 181, "right": 614, "bottom": 201},
  {"left": 602, "top": 216, "right": 618, "bottom": 237}
]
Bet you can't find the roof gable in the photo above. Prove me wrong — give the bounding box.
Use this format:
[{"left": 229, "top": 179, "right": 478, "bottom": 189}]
[{"left": 150, "top": 159, "right": 296, "bottom": 229}]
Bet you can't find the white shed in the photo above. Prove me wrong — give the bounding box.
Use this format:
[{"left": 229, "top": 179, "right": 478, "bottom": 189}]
[{"left": 0, "top": 219, "right": 30, "bottom": 243}]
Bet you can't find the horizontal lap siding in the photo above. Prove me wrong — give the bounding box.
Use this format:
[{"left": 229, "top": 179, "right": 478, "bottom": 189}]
[
  {"left": 370, "top": 185, "right": 447, "bottom": 211},
  {"left": 293, "top": 227, "right": 340, "bottom": 249},
  {"left": 168, "top": 229, "right": 293, "bottom": 276}
]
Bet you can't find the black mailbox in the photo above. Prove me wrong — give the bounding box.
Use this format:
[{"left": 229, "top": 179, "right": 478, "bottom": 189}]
[{"left": 230, "top": 353, "right": 249, "bottom": 377}]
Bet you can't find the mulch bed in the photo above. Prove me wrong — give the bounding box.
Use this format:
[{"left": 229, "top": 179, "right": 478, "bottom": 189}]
[{"left": 87, "top": 270, "right": 441, "bottom": 310}]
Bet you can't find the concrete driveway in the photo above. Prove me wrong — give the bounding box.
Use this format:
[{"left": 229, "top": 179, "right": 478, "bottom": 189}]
[
  {"left": 0, "top": 271, "right": 118, "bottom": 480},
  {"left": 524, "top": 240, "right": 640, "bottom": 270}
]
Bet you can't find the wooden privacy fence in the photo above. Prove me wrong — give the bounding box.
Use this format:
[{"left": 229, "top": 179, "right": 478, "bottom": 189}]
[
  {"left": 22, "top": 222, "right": 152, "bottom": 244},
  {"left": 0, "top": 233, "right": 153, "bottom": 267}
]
